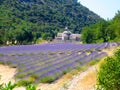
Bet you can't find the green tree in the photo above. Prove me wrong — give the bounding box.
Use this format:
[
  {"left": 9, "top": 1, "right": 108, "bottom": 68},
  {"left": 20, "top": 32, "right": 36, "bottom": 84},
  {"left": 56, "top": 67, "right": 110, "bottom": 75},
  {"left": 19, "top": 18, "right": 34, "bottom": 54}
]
[
  {"left": 0, "top": 0, "right": 102, "bottom": 45},
  {"left": 81, "top": 23, "right": 103, "bottom": 43},
  {"left": 81, "top": 11, "right": 120, "bottom": 43}
]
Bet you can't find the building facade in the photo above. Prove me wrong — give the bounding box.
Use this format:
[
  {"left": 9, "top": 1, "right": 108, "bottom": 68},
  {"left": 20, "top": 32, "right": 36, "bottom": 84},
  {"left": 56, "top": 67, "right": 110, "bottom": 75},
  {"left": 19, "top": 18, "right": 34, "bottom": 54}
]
[{"left": 55, "top": 28, "right": 81, "bottom": 42}]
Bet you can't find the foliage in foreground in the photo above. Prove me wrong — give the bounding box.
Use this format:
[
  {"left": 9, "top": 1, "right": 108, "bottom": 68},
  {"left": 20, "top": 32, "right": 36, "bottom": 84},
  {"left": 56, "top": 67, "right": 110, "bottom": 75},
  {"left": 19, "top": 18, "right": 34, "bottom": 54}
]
[
  {"left": 97, "top": 49, "right": 120, "bottom": 90},
  {"left": 26, "top": 84, "right": 36, "bottom": 90},
  {"left": 0, "top": 82, "right": 17, "bottom": 90},
  {"left": 0, "top": 81, "right": 36, "bottom": 90},
  {"left": 17, "top": 80, "right": 33, "bottom": 87}
]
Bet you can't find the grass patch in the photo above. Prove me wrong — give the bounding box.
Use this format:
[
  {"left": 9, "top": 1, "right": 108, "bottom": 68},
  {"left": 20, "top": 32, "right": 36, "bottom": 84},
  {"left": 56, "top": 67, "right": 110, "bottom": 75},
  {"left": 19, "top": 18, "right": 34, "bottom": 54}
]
[
  {"left": 0, "top": 62, "right": 4, "bottom": 64},
  {"left": 9, "top": 64, "right": 17, "bottom": 68},
  {"left": 15, "top": 73, "right": 27, "bottom": 79},
  {"left": 0, "top": 54, "right": 4, "bottom": 56},
  {"left": 39, "top": 77, "right": 54, "bottom": 83},
  {"left": 16, "top": 54, "right": 24, "bottom": 56},
  {"left": 63, "top": 83, "right": 68, "bottom": 89},
  {"left": 62, "top": 70, "right": 69, "bottom": 75},
  {"left": 8, "top": 54, "right": 16, "bottom": 56},
  {"left": 17, "top": 68, "right": 24, "bottom": 72},
  {"left": 0, "top": 61, "right": 13, "bottom": 66},
  {"left": 70, "top": 65, "right": 87, "bottom": 75},
  {"left": 97, "top": 49, "right": 102, "bottom": 52},
  {"left": 29, "top": 74, "right": 39, "bottom": 81},
  {"left": 77, "top": 65, "right": 87, "bottom": 71},
  {"left": 86, "top": 49, "right": 94, "bottom": 53},
  {"left": 5, "top": 61, "right": 12, "bottom": 65},
  {"left": 88, "top": 59, "right": 100, "bottom": 66},
  {"left": 79, "top": 61, "right": 83, "bottom": 65},
  {"left": 57, "top": 52, "right": 64, "bottom": 55},
  {"left": 48, "top": 52, "right": 56, "bottom": 55},
  {"left": 26, "top": 84, "right": 36, "bottom": 90},
  {"left": 70, "top": 59, "right": 100, "bottom": 76},
  {"left": 17, "top": 80, "right": 33, "bottom": 86}
]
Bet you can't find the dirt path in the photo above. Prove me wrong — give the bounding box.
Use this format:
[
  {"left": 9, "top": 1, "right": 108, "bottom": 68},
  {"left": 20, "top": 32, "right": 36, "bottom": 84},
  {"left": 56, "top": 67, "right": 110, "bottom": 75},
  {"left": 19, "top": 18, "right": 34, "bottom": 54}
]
[
  {"left": 0, "top": 65, "right": 25, "bottom": 90},
  {"left": 36, "top": 65, "right": 97, "bottom": 90},
  {"left": 0, "top": 65, "right": 16, "bottom": 84},
  {"left": 65, "top": 65, "right": 97, "bottom": 90}
]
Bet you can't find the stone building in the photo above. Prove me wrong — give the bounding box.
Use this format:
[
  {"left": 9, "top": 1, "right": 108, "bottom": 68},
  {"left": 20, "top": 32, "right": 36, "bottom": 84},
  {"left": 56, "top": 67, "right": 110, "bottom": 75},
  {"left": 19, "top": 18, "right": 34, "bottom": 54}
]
[{"left": 55, "top": 27, "right": 81, "bottom": 42}]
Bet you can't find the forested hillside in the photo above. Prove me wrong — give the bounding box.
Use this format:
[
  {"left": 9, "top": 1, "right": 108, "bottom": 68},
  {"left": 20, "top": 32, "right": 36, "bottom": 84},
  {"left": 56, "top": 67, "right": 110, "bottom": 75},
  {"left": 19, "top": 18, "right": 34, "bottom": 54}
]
[
  {"left": 0, "top": 0, "right": 102, "bottom": 45},
  {"left": 82, "top": 11, "right": 120, "bottom": 44}
]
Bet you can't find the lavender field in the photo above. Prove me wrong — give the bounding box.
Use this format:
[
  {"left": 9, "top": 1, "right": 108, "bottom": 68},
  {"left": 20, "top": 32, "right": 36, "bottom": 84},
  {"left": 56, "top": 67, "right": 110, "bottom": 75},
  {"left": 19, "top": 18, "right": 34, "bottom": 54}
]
[{"left": 0, "top": 42, "right": 119, "bottom": 83}]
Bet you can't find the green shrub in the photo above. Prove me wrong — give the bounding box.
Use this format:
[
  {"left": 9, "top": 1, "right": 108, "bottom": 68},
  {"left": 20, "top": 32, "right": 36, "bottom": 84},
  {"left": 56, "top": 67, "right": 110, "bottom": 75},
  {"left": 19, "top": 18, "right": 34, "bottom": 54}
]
[{"left": 97, "top": 49, "right": 120, "bottom": 90}]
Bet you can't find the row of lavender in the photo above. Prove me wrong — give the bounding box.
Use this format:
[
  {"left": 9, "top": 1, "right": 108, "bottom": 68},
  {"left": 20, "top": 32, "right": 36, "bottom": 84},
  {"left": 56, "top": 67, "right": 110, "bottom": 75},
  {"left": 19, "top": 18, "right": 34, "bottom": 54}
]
[
  {"left": 0, "top": 42, "right": 119, "bottom": 55},
  {"left": 0, "top": 50, "right": 107, "bottom": 83},
  {"left": 0, "top": 42, "right": 119, "bottom": 83}
]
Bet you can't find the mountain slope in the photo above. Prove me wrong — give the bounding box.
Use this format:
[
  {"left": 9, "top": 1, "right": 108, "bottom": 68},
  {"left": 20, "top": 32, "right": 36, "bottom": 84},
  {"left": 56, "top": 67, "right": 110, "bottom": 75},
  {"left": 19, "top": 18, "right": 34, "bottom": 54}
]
[{"left": 0, "top": 0, "right": 102, "bottom": 45}]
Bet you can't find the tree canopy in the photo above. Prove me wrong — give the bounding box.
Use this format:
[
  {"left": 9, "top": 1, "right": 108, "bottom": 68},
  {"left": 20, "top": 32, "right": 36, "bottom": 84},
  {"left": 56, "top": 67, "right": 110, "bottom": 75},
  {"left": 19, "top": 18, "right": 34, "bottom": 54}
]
[
  {"left": 0, "top": 0, "right": 101, "bottom": 45},
  {"left": 81, "top": 11, "right": 120, "bottom": 44}
]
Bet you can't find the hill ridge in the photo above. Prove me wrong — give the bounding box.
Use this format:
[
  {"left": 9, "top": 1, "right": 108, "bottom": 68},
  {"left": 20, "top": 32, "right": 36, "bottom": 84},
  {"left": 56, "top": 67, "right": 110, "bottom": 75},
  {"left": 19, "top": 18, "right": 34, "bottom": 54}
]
[{"left": 0, "top": 0, "right": 102, "bottom": 45}]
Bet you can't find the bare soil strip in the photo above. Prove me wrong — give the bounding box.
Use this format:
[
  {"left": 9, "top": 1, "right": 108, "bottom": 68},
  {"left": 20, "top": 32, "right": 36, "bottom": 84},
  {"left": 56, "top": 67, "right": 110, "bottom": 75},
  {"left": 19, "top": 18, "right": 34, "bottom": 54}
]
[{"left": 0, "top": 65, "right": 16, "bottom": 84}]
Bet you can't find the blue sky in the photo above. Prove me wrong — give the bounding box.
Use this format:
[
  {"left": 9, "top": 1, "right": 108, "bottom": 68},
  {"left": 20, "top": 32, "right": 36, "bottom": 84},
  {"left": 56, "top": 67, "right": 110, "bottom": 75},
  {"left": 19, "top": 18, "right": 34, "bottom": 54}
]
[{"left": 78, "top": 0, "right": 120, "bottom": 20}]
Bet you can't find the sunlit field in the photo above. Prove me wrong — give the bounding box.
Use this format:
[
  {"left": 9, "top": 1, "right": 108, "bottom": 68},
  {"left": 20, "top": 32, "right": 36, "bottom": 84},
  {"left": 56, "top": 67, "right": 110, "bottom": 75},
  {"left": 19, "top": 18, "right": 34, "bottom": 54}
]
[{"left": 0, "top": 42, "right": 119, "bottom": 83}]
